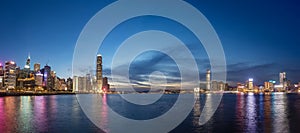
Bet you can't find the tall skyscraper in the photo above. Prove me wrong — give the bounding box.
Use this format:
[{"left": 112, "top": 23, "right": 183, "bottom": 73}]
[
  {"left": 43, "top": 65, "right": 52, "bottom": 90},
  {"left": 248, "top": 78, "right": 254, "bottom": 90},
  {"left": 0, "top": 64, "right": 3, "bottom": 76},
  {"left": 4, "top": 61, "right": 17, "bottom": 90},
  {"left": 35, "top": 71, "right": 43, "bottom": 87},
  {"left": 102, "top": 77, "right": 110, "bottom": 92},
  {"left": 24, "top": 53, "right": 30, "bottom": 69},
  {"left": 96, "top": 54, "right": 103, "bottom": 92},
  {"left": 279, "top": 72, "right": 287, "bottom": 90},
  {"left": 206, "top": 69, "right": 211, "bottom": 90},
  {"left": 0, "top": 64, "right": 4, "bottom": 89},
  {"left": 34, "top": 63, "right": 40, "bottom": 73}
]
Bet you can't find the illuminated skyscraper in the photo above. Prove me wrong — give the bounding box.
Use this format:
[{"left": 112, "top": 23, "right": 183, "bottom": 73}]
[
  {"left": 0, "top": 63, "right": 3, "bottom": 76},
  {"left": 102, "top": 77, "right": 110, "bottom": 92},
  {"left": 35, "top": 72, "right": 43, "bottom": 87},
  {"left": 96, "top": 54, "right": 103, "bottom": 92},
  {"left": 24, "top": 53, "right": 30, "bottom": 69},
  {"left": 4, "top": 61, "right": 17, "bottom": 90},
  {"left": 43, "top": 65, "right": 52, "bottom": 90},
  {"left": 248, "top": 78, "right": 254, "bottom": 90},
  {"left": 279, "top": 72, "right": 287, "bottom": 90},
  {"left": 0, "top": 64, "right": 4, "bottom": 89},
  {"left": 206, "top": 69, "right": 211, "bottom": 90},
  {"left": 34, "top": 63, "right": 40, "bottom": 73}
]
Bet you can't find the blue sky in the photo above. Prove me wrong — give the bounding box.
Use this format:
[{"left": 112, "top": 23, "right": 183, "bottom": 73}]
[{"left": 0, "top": 0, "right": 299, "bottom": 86}]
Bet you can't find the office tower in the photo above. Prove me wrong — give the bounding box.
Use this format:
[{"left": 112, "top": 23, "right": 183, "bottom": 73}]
[
  {"left": 264, "top": 82, "right": 269, "bottom": 90},
  {"left": 211, "top": 81, "right": 218, "bottom": 90},
  {"left": 43, "top": 65, "right": 52, "bottom": 90},
  {"left": 4, "top": 61, "right": 17, "bottom": 90},
  {"left": 0, "top": 64, "right": 3, "bottom": 76},
  {"left": 279, "top": 72, "right": 287, "bottom": 90},
  {"left": 206, "top": 69, "right": 211, "bottom": 90},
  {"left": 218, "top": 81, "right": 225, "bottom": 91},
  {"left": 67, "top": 77, "right": 73, "bottom": 91},
  {"left": 73, "top": 76, "right": 86, "bottom": 92},
  {"left": 86, "top": 73, "right": 92, "bottom": 92},
  {"left": 24, "top": 53, "right": 31, "bottom": 69},
  {"left": 248, "top": 78, "right": 254, "bottom": 90},
  {"left": 34, "top": 63, "right": 40, "bottom": 73},
  {"left": 96, "top": 54, "right": 103, "bottom": 91},
  {"left": 102, "top": 77, "right": 110, "bottom": 92},
  {"left": 0, "top": 64, "right": 4, "bottom": 89},
  {"left": 35, "top": 71, "right": 43, "bottom": 87}
]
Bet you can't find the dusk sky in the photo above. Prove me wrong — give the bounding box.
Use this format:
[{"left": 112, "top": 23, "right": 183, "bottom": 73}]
[{"left": 0, "top": 0, "right": 299, "bottom": 86}]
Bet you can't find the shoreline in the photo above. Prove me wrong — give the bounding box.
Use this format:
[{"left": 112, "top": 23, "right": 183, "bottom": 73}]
[
  {"left": 0, "top": 91, "right": 299, "bottom": 97},
  {"left": 0, "top": 91, "right": 75, "bottom": 97}
]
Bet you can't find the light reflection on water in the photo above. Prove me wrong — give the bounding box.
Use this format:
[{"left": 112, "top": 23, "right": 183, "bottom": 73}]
[{"left": 0, "top": 94, "right": 299, "bottom": 133}]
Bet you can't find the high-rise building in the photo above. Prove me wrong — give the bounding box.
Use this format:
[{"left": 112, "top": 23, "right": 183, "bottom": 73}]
[
  {"left": 248, "top": 78, "right": 254, "bottom": 90},
  {"left": 35, "top": 71, "right": 43, "bottom": 87},
  {"left": 67, "top": 77, "right": 73, "bottom": 91},
  {"left": 0, "top": 64, "right": 4, "bottom": 89},
  {"left": 279, "top": 72, "right": 287, "bottom": 90},
  {"left": 211, "top": 80, "right": 218, "bottom": 90},
  {"left": 86, "top": 73, "right": 92, "bottom": 92},
  {"left": 218, "top": 81, "right": 225, "bottom": 91},
  {"left": 96, "top": 54, "right": 103, "bottom": 92},
  {"left": 34, "top": 63, "right": 40, "bottom": 73},
  {"left": 43, "top": 65, "right": 52, "bottom": 90},
  {"left": 102, "top": 77, "right": 110, "bottom": 92},
  {"left": 0, "top": 64, "right": 3, "bottom": 76},
  {"left": 73, "top": 76, "right": 86, "bottom": 92},
  {"left": 24, "top": 53, "right": 30, "bottom": 69},
  {"left": 206, "top": 69, "right": 211, "bottom": 90},
  {"left": 4, "top": 61, "right": 17, "bottom": 90}
]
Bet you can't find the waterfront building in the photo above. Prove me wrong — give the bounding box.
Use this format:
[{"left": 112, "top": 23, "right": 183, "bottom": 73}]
[
  {"left": 102, "top": 77, "right": 110, "bottom": 92},
  {"left": 86, "top": 73, "right": 92, "bottom": 92},
  {"left": 35, "top": 71, "right": 43, "bottom": 87},
  {"left": 34, "top": 63, "right": 40, "bottom": 73},
  {"left": 43, "top": 65, "right": 52, "bottom": 91},
  {"left": 67, "top": 77, "right": 73, "bottom": 91},
  {"left": 248, "top": 78, "right": 254, "bottom": 90},
  {"left": 0, "top": 64, "right": 4, "bottom": 89},
  {"left": 206, "top": 69, "right": 211, "bottom": 90},
  {"left": 211, "top": 80, "right": 218, "bottom": 91},
  {"left": 0, "top": 64, "right": 3, "bottom": 76},
  {"left": 4, "top": 61, "right": 17, "bottom": 90},
  {"left": 24, "top": 53, "right": 30, "bottom": 70},
  {"left": 73, "top": 76, "right": 86, "bottom": 92},
  {"left": 96, "top": 54, "right": 103, "bottom": 92},
  {"left": 279, "top": 72, "right": 287, "bottom": 91},
  {"left": 218, "top": 81, "right": 225, "bottom": 91}
]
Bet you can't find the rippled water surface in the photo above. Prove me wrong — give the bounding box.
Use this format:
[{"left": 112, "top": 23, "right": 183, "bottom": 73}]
[{"left": 0, "top": 93, "right": 300, "bottom": 133}]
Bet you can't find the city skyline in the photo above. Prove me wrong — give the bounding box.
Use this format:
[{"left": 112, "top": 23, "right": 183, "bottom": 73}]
[{"left": 0, "top": 0, "right": 300, "bottom": 87}]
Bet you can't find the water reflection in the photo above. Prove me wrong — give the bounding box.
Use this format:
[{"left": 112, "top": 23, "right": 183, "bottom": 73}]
[
  {"left": 193, "top": 93, "right": 200, "bottom": 127},
  {"left": 236, "top": 94, "right": 245, "bottom": 131},
  {"left": 245, "top": 94, "right": 257, "bottom": 132},
  {"left": 18, "top": 96, "right": 33, "bottom": 132},
  {"left": 235, "top": 93, "right": 290, "bottom": 133},
  {"left": 272, "top": 94, "right": 289, "bottom": 132},
  {"left": 34, "top": 96, "right": 48, "bottom": 132},
  {"left": 264, "top": 94, "right": 272, "bottom": 133},
  {"left": 0, "top": 94, "right": 298, "bottom": 132}
]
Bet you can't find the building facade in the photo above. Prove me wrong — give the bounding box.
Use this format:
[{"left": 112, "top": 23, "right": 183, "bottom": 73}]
[{"left": 4, "top": 61, "right": 17, "bottom": 90}]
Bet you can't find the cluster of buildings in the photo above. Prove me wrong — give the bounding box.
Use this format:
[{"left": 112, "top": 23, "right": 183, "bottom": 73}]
[
  {"left": 72, "top": 54, "right": 110, "bottom": 93},
  {"left": 0, "top": 54, "right": 73, "bottom": 92},
  {"left": 202, "top": 69, "right": 300, "bottom": 93},
  {"left": 236, "top": 72, "right": 299, "bottom": 93},
  {"left": 0, "top": 54, "right": 110, "bottom": 93}
]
